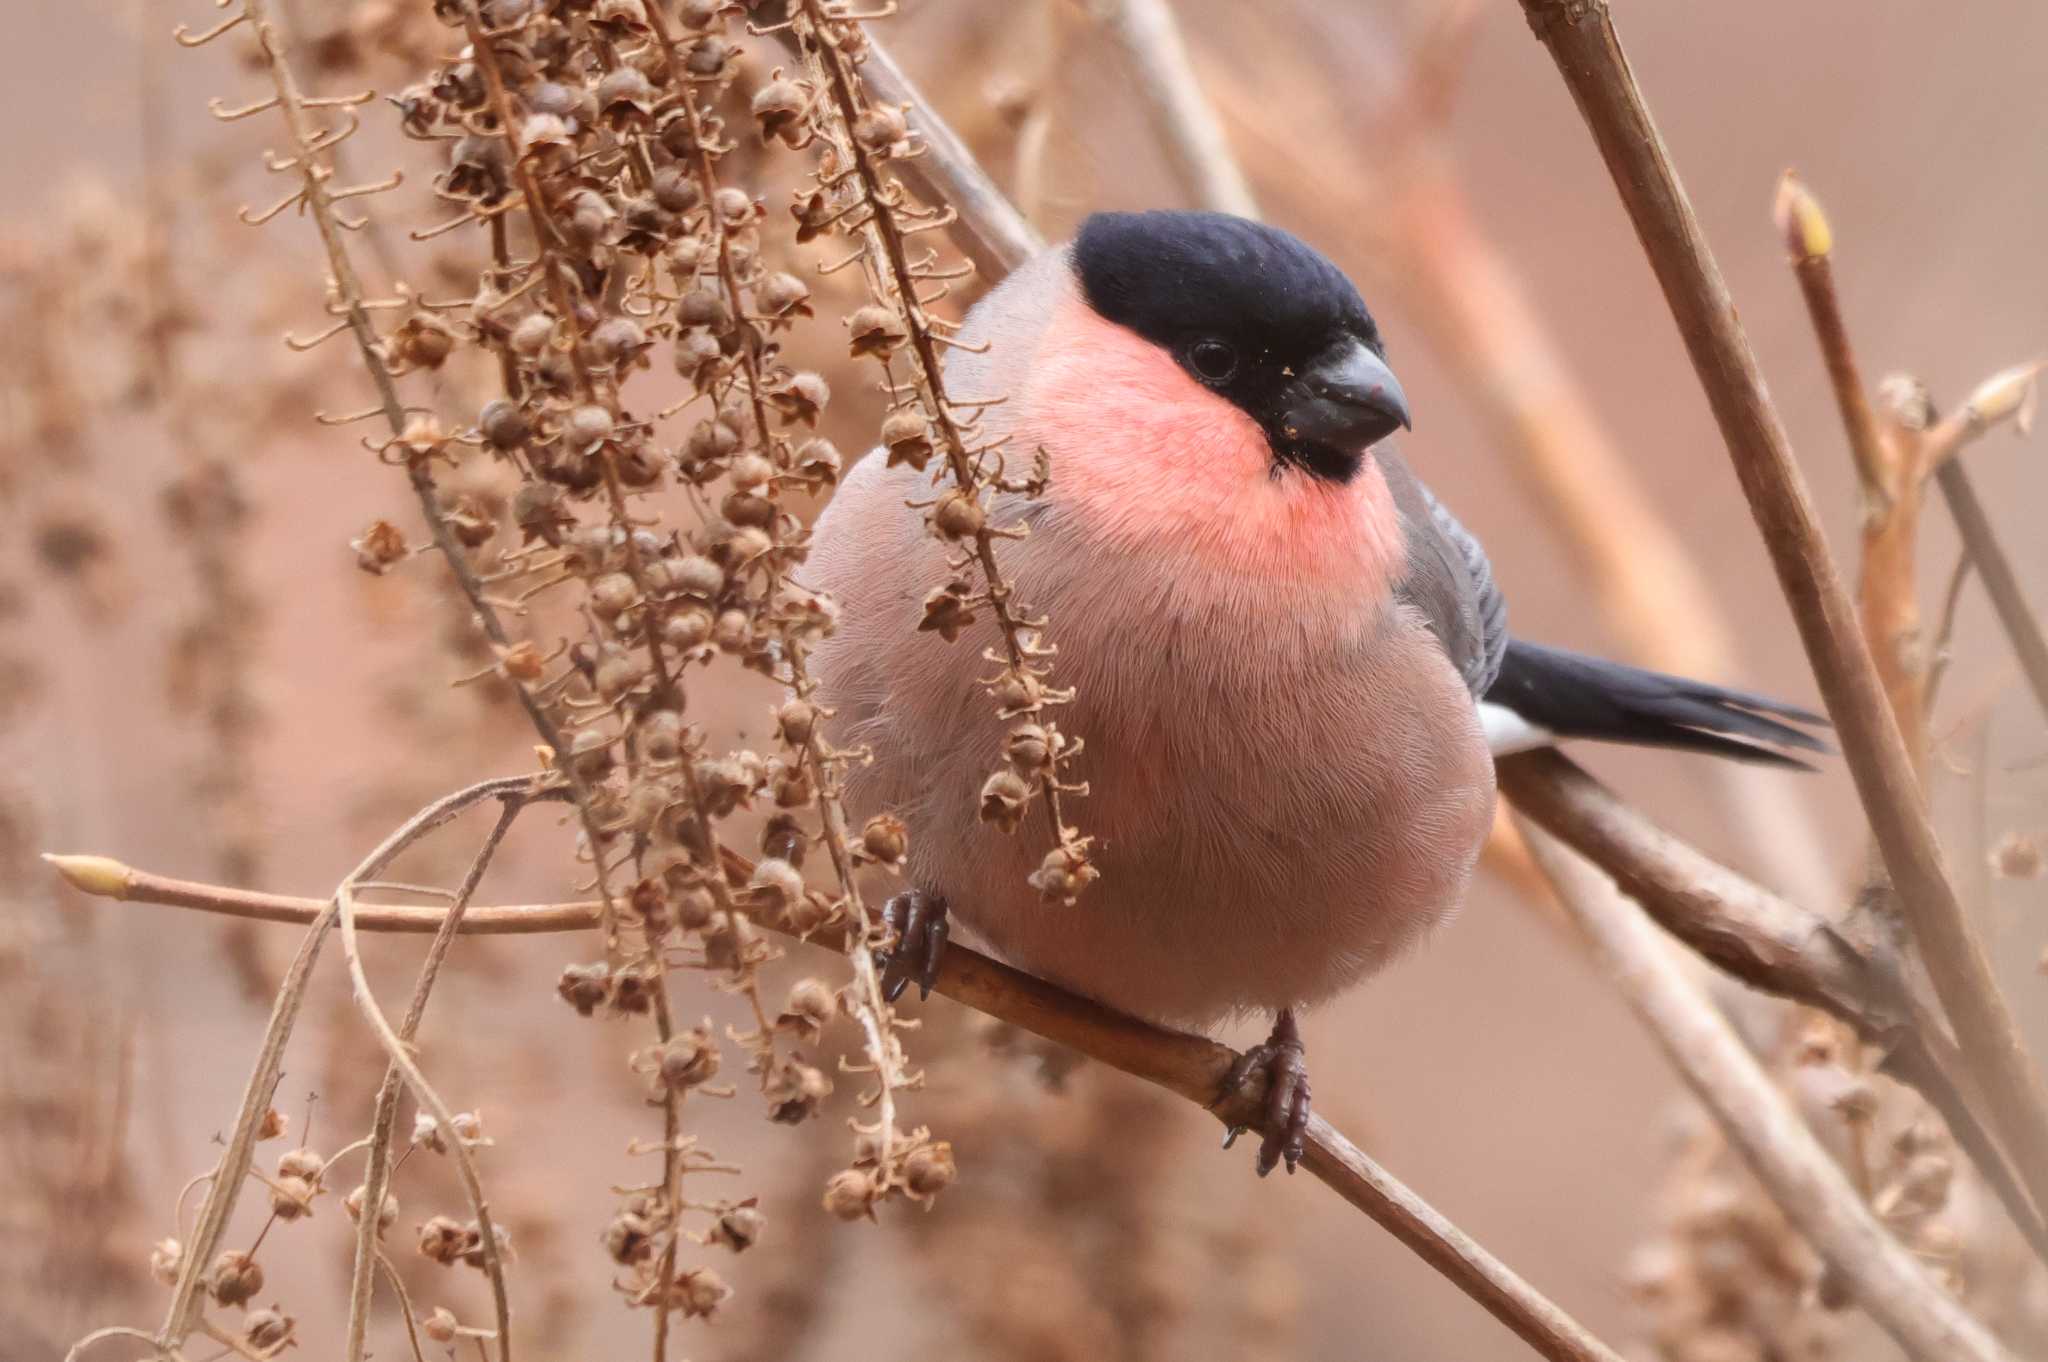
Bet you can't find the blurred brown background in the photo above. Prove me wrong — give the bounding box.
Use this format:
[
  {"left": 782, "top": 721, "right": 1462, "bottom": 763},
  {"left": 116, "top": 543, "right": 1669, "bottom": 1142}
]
[{"left": 6, "top": 2, "right": 2048, "bottom": 1359}]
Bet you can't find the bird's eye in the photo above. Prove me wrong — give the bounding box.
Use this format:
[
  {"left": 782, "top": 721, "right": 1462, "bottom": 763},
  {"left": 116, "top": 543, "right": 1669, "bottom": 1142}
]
[{"left": 1189, "top": 339, "right": 1238, "bottom": 383}]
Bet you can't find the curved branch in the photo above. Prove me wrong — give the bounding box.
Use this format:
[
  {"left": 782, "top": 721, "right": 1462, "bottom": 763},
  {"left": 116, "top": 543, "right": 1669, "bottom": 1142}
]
[{"left": 50, "top": 851, "right": 1620, "bottom": 1362}]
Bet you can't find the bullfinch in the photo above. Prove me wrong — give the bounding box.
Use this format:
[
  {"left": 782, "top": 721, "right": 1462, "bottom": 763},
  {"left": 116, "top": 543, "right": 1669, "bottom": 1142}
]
[{"left": 805, "top": 211, "right": 1824, "bottom": 1174}]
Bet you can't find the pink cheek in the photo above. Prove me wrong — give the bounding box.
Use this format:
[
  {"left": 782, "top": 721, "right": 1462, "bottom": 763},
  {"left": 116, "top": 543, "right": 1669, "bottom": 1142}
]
[{"left": 1021, "top": 297, "right": 1406, "bottom": 597}]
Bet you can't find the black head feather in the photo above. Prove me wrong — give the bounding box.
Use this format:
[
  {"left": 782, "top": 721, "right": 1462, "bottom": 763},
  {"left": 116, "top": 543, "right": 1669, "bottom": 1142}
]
[{"left": 1071, "top": 211, "right": 1392, "bottom": 481}]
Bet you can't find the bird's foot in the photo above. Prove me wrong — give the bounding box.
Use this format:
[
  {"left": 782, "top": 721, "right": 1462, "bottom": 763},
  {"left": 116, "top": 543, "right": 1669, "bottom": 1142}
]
[
  {"left": 875, "top": 890, "right": 950, "bottom": 1003},
  {"left": 1218, "top": 1010, "right": 1311, "bottom": 1176}
]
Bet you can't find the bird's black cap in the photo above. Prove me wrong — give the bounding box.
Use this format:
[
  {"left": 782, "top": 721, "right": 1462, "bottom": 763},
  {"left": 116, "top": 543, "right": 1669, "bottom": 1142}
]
[{"left": 1071, "top": 211, "right": 1405, "bottom": 482}]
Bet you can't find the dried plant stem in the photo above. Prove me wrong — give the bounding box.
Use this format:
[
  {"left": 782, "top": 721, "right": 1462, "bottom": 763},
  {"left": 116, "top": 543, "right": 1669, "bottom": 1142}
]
[
  {"left": 1933, "top": 461, "right": 2048, "bottom": 727},
  {"left": 228, "top": 0, "right": 626, "bottom": 953},
  {"left": 130, "top": 775, "right": 533, "bottom": 1356},
  {"left": 346, "top": 794, "right": 539, "bottom": 1362},
  {"left": 54, "top": 852, "right": 1621, "bottom": 1362},
  {"left": 1498, "top": 750, "right": 2048, "bottom": 1258},
  {"left": 335, "top": 786, "right": 548, "bottom": 1362},
  {"left": 835, "top": 35, "right": 1041, "bottom": 279},
  {"left": 642, "top": 2, "right": 903, "bottom": 1179},
  {"left": 1520, "top": 823, "right": 2015, "bottom": 1362},
  {"left": 1097, "top": 0, "right": 1259, "bottom": 217},
  {"left": 795, "top": 2, "right": 1088, "bottom": 867},
  {"left": 1514, "top": 0, "right": 2048, "bottom": 1235}
]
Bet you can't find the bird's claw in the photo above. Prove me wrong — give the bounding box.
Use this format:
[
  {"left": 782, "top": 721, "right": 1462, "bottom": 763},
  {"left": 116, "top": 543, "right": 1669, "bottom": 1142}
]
[
  {"left": 876, "top": 890, "right": 949, "bottom": 1003},
  {"left": 1217, "top": 1010, "right": 1311, "bottom": 1176}
]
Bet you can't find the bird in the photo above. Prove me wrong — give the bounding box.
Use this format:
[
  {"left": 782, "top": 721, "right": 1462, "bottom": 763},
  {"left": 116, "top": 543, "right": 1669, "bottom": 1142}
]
[{"left": 803, "top": 210, "right": 1825, "bottom": 1175}]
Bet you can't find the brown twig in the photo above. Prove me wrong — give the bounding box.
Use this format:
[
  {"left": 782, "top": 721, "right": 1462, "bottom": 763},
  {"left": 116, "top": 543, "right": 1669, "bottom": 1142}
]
[
  {"left": 1775, "top": 173, "right": 1931, "bottom": 768},
  {"left": 1513, "top": 0, "right": 2048, "bottom": 1241},
  {"left": 51, "top": 851, "right": 1622, "bottom": 1362},
  {"left": 345, "top": 794, "right": 541, "bottom": 1362},
  {"left": 1519, "top": 824, "right": 2016, "bottom": 1362},
  {"left": 1097, "top": 0, "right": 1259, "bottom": 218},
  {"left": 1933, "top": 461, "right": 2048, "bottom": 727},
  {"left": 1497, "top": 750, "right": 2048, "bottom": 1260}
]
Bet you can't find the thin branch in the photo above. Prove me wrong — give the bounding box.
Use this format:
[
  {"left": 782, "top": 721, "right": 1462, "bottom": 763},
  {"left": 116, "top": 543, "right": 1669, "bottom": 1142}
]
[
  {"left": 346, "top": 795, "right": 540, "bottom": 1362},
  {"left": 1497, "top": 750, "right": 2048, "bottom": 1260},
  {"left": 1513, "top": 0, "right": 2048, "bottom": 1240},
  {"left": 1519, "top": 822, "right": 2015, "bottom": 1362},
  {"left": 1933, "top": 460, "right": 2048, "bottom": 728},
  {"left": 132, "top": 777, "right": 535, "bottom": 1357},
  {"left": 1096, "top": 0, "right": 1259, "bottom": 218},
  {"left": 52, "top": 851, "right": 1622, "bottom": 1362}
]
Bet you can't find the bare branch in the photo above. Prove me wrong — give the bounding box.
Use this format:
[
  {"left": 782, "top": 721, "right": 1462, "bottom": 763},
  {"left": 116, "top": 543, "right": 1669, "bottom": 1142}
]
[
  {"left": 1513, "top": 0, "right": 2048, "bottom": 1240},
  {"left": 52, "top": 850, "right": 1622, "bottom": 1362},
  {"left": 1520, "top": 822, "right": 2015, "bottom": 1362},
  {"left": 1096, "top": 0, "right": 1260, "bottom": 217}
]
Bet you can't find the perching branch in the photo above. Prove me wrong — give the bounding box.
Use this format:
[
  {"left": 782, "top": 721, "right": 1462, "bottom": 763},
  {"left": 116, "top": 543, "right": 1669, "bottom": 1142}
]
[
  {"left": 1519, "top": 824, "right": 2016, "bottom": 1362},
  {"left": 49, "top": 851, "right": 1622, "bottom": 1362},
  {"left": 1512, "top": 0, "right": 2048, "bottom": 1243}
]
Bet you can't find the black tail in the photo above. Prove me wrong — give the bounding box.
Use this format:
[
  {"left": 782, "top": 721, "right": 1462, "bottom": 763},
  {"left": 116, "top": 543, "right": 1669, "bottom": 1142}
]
[{"left": 1483, "top": 638, "right": 1830, "bottom": 768}]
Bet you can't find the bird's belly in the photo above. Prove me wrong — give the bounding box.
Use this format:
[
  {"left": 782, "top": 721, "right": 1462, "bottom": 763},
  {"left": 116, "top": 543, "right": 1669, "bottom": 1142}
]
[{"left": 932, "top": 612, "right": 1498, "bottom": 1027}]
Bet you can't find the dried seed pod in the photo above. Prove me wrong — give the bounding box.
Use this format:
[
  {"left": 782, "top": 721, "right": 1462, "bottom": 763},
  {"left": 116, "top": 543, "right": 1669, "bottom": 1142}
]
[
  {"left": 1006, "top": 723, "right": 1053, "bottom": 773},
  {"left": 596, "top": 67, "right": 656, "bottom": 128},
  {"left": 673, "top": 329, "right": 724, "bottom": 391},
  {"left": 747, "top": 857, "right": 804, "bottom": 912},
  {"left": 390, "top": 311, "right": 456, "bottom": 370},
  {"left": 604, "top": 1210, "right": 657, "bottom": 1265},
  {"left": 478, "top": 398, "right": 531, "bottom": 450},
  {"left": 589, "top": 316, "right": 650, "bottom": 369},
  {"left": 930, "top": 489, "right": 985, "bottom": 541},
  {"left": 638, "top": 707, "right": 685, "bottom": 762},
  {"left": 903, "top": 1141, "right": 956, "bottom": 1200},
  {"left": 244, "top": 1308, "right": 294, "bottom": 1351},
  {"left": 845, "top": 304, "right": 907, "bottom": 359},
  {"left": 150, "top": 1237, "right": 183, "bottom": 1287},
  {"left": 418, "top": 1215, "right": 474, "bottom": 1266},
  {"left": 768, "top": 370, "right": 829, "bottom": 426},
  {"left": 754, "top": 270, "right": 812, "bottom": 320},
  {"left": 344, "top": 1184, "right": 400, "bottom": 1233},
  {"left": 558, "top": 961, "right": 612, "bottom": 1017},
  {"left": 422, "top": 1308, "right": 459, "bottom": 1344},
  {"left": 880, "top": 407, "right": 934, "bottom": 469},
  {"left": 353, "top": 519, "right": 408, "bottom": 575},
  {"left": 918, "top": 580, "right": 978, "bottom": 642},
  {"left": 765, "top": 1056, "right": 832, "bottom": 1124},
  {"left": 751, "top": 75, "right": 807, "bottom": 144},
  {"left": 269, "top": 1173, "right": 316, "bottom": 1220},
  {"left": 658, "top": 1025, "right": 722, "bottom": 1091},
  {"left": 860, "top": 813, "right": 908, "bottom": 866},
  {"left": 775, "top": 699, "right": 817, "bottom": 745},
  {"left": 979, "top": 769, "right": 1033, "bottom": 832},
  {"left": 1029, "top": 843, "right": 1100, "bottom": 905},
  {"left": 821, "top": 1167, "right": 878, "bottom": 1221},
  {"left": 992, "top": 670, "right": 1043, "bottom": 716},
  {"left": 712, "top": 186, "right": 754, "bottom": 226},
  {"left": 707, "top": 1204, "right": 763, "bottom": 1252},
  {"left": 676, "top": 1266, "right": 732, "bottom": 1318},
  {"left": 509, "top": 312, "right": 556, "bottom": 357},
  {"left": 777, "top": 977, "right": 836, "bottom": 1042},
  {"left": 564, "top": 403, "right": 616, "bottom": 450},
  {"left": 793, "top": 436, "right": 842, "bottom": 484},
  {"left": 664, "top": 605, "right": 715, "bottom": 651},
  {"left": 851, "top": 103, "right": 908, "bottom": 155},
  {"left": 209, "top": 1250, "right": 264, "bottom": 1308}
]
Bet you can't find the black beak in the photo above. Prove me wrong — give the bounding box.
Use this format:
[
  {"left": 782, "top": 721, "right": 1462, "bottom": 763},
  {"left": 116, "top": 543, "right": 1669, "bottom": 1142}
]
[{"left": 1280, "top": 338, "right": 1411, "bottom": 453}]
